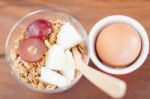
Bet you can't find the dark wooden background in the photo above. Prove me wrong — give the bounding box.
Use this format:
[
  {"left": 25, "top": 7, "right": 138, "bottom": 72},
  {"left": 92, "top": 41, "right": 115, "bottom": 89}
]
[{"left": 0, "top": 0, "right": 150, "bottom": 99}]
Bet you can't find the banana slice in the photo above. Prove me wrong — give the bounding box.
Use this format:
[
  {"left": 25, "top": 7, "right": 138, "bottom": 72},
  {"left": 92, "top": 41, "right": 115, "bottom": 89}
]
[
  {"left": 57, "top": 22, "right": 83, "bottom": 49},
  {"left": 45, "top": 44, "right": 66, "bottom": 70},
  {"left": 62, "top": 50, "right": 76, "bottom": 84},
  {"left": 40, "top": 67, "right": 67, "bottom": 87}
]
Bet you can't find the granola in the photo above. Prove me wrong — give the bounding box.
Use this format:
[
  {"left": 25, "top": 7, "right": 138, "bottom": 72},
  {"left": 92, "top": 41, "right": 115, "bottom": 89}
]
[{"left": 10, "top": 20, "right": 87, "bottom": 89}]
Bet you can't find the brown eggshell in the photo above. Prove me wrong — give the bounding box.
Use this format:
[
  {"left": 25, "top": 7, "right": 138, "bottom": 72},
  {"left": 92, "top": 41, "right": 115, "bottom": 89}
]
[{"left": 96, "top": 23, "right": 141, "bottom": 67}]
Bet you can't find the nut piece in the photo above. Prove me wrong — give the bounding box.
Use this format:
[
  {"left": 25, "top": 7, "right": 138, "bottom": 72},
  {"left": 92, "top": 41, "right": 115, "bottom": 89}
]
[
  {"left": 44, "top": 39, "right": 51, "bottom": 48},
  {"left": 77, "top": 42, "right": 87, "bottom": 56}
]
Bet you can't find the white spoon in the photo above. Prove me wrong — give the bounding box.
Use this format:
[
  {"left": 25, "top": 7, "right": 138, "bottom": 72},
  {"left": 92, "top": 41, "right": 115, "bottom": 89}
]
[{"left": 72, "top": 47, "right": 127, "bottom": 99}]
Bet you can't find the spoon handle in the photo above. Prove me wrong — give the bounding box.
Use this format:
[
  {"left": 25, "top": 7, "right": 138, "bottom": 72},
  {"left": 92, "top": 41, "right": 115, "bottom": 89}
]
[{"left": 73, "top": 48, "right": 126, "bottom": 98}]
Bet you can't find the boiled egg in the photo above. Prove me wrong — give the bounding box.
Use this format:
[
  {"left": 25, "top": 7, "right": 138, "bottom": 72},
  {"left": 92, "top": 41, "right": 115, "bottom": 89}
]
[{"left": 96, "top": 23, "right": 141, "bottom": 67}]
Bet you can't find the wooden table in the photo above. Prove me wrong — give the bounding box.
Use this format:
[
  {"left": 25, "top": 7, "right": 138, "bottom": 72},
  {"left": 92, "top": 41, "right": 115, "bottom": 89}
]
[{"left": 0, "top": 0, "right": 150, "bottom": 99}]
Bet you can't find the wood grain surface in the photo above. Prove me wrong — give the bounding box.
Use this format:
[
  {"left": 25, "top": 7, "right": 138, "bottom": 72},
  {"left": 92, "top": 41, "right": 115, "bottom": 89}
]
[{"left": 0, "top": 0, "right": 150, "bottom": 99}]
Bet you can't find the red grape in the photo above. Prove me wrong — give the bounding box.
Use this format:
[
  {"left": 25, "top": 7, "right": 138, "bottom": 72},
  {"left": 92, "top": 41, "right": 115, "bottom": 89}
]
[
  {"left": 18, "top": 37, "right": 46, "bottom": 62},
  {"left": 27, "top": 19, "right": 52, "bottom": 40}
]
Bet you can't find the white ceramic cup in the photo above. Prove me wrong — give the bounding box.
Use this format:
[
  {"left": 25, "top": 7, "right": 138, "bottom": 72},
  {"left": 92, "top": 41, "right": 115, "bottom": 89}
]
[{"left": 89, "top": 15, "right": 149, "bottom": 75}]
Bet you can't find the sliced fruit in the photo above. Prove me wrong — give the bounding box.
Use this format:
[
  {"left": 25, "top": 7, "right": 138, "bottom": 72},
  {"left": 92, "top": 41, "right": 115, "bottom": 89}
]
[
  {"left": 27, "top": 19, "right": 52, "bottom": 40},
  {"left": 40, "top": 67, "right": 67, "bottom": 87},
  {"left": 45, "top": 44, "right": 66, "bottom": 70},
  {"left": 62, "top": 50, "right": 76, "bottom": 84},
  {"left": 57, "top": 22, "right": 83, "bottom": 49},
  {"left": 18, "top": 37, "right": 46, "bottom": 62}
]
